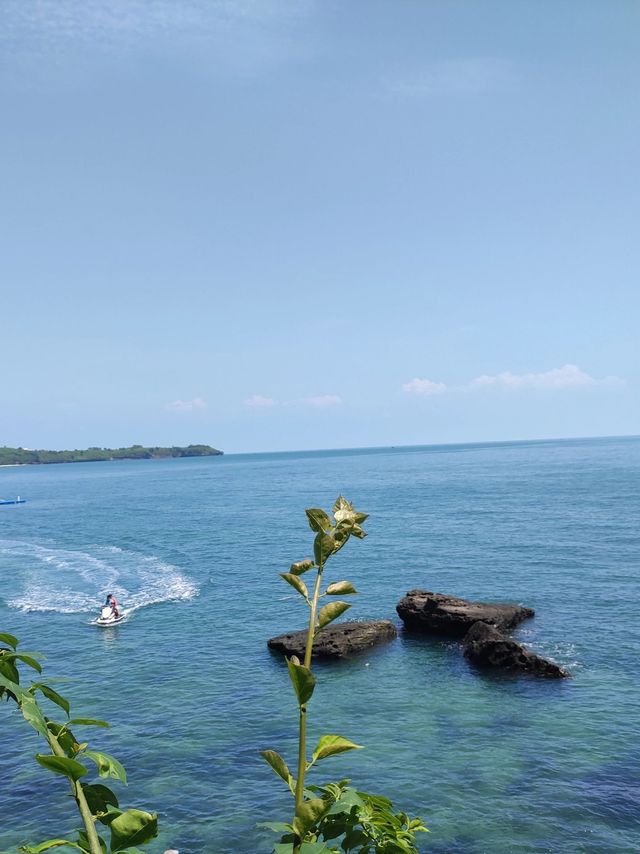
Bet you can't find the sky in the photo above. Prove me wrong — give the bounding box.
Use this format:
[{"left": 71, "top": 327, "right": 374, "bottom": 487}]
[{"left": 1, "top": 0, "right": 638, "bottom": 453}]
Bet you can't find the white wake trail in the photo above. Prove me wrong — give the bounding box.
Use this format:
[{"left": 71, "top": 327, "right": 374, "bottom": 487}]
[{"left": 0, "top": 539, "right": 198, "bottom": 614}]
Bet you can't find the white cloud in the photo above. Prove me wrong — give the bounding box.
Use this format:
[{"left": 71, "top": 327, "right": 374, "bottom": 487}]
[
  {"left": 165, "top": 397, "right": 206, "bottom": 412},
  {"left": 387, "top": 57, "right": 515, "bottom": 98},
  {"left": 402, "top": 378, "right": 447, "bottom": 396},
  {"left": 244, "top": 394, "right": 276, "bottom": 407},
  {"left": 470, "top": 364, "right": 621, "bottom": 391},
  {"left": 303, "top": 395, "right": 342, "bottom": 408}
]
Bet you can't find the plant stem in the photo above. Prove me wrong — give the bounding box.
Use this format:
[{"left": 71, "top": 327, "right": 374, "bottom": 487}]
[
  {"left": 293, "top": 562, "right": 325, "bottom": 853},
  {"left": 47, "top": 731, "right": 103, "bottom": 854},
  {"left": 304, "top": 565, "right": 324, "bottom": 670}
]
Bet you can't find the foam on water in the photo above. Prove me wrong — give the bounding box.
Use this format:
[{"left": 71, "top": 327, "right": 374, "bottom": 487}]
[{"left": 0, "top": 538, "right": 198, "bottom": 614}]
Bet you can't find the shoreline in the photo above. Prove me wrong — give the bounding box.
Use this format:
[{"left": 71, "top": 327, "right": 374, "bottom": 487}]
[
  {"left": 0, "top": 457, "right": 221, "bottom": 467},
  {"left": 0, "top": 444, "right": 223, "bottom": 467}
]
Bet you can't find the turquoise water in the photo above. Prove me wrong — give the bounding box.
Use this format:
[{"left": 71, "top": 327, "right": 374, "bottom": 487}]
[{"left": 1, "top": 437, "right": 639, "bottom": 854}]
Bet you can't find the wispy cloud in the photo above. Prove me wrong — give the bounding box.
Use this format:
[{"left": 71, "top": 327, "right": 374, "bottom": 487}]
[
  {"left": 400, "top": 364, "right": 624, "bottom": 399},
  {"left": 387, "top": 57, "right": 515, "bottom": 98},
  {"left": 470, "top": 364, "right": 623, "bottom": 391},
  {"left": 244, "top": 394, "right": 276, "bottom": 407},
  {"left": 402, "top": 378, "right": 447, "bottom": 396},
  {"left": 165, "top": 397, "right": 206, "bottom": 412},
  {"left": 303, "top": 395, "right": 342, "bottom": 408}
]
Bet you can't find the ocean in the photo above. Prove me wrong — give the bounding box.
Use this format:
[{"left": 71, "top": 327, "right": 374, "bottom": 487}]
[{"left": 1, "top": 437, "right": 639, "bottom": 853}]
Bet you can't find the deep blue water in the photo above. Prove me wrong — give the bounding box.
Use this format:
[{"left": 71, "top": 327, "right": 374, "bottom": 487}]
[{"left": 1, "top": 437, "right": 639, "bottom": 853}]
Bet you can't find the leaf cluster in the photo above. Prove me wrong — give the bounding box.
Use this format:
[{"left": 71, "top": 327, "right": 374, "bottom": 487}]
[
  {"left": 280, "top": 497, "right": 368, "bottom": 634},
  {"left": 305, "top": 497, "right": 368, "bottom": 567},
  {"left": 0, "top": 632, "right": 157, "bottom": 854},
  {"left": 262, "top": 780, "right": 427, "bottom": 854}
]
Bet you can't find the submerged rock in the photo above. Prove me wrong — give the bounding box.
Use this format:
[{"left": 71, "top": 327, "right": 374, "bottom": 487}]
[
  {"left": 396, "top": 590, "right": 534, "bottom": 637},
  {"left": 268, "top": 620, "right": 397, "bottom": 660},
  {"left": 463, "top": 621, "right": 570, "bottom": 678}
]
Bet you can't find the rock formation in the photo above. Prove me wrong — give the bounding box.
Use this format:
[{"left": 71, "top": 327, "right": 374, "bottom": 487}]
[
  {"left": 268, "top": 620, "right": 397, "bottom": 660},
  {"left": 396, "top": 590, "right": 534, "bottom": 637},
  {"left": 462, "top": 621, "right": 570, "bottom": 678}
]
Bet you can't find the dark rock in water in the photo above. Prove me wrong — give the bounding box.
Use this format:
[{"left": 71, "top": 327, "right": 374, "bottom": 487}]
[
  {"left": 463, "top": 621, "right": 570, "bottom": 677},
  {"left": 268, "top": 620, "right": 397, "bottom": 660},
  {"left": 396, "top": 590, "right": 534, "bottom": 637}
]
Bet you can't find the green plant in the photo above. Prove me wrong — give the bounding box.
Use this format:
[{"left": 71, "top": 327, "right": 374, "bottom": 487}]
[
  {"left": 0, "top": 631, "right": 157, "bottom": 854},
  {"left": 260, "top": 497, "right": 427, "bottom": 854}
]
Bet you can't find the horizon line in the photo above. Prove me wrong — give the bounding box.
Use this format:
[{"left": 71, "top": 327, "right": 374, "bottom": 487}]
[
  {"left": 2, "top": 433, "right": 638, "bottom": 462},
  {"left": 224, "top": 432, "right": 640, "bottom": 457}
]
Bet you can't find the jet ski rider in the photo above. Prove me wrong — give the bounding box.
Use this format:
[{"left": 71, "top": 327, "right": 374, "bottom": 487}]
[{"left": 105, "top": 594, "right": 119, "bottom": 618}]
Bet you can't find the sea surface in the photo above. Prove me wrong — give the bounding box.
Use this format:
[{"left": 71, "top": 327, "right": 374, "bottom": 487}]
[{"left": 0, "top": 437, "right": 639, "bottom": 854}]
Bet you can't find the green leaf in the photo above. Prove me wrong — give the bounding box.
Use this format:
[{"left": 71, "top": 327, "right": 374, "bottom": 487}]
[
  {"left": 109, "top": 809, "right": 158, "bottom": 852},
  {"left": 96, "top": 805, "right": 124, "bottom": 827},
  {"left": 280, "top": 573, "right": 309, "bottom": 599},
  {"left": 0, "top": 631, "right": 19, "bottom": 649},
  {"left": 317, "top": 601, "right": 351, "bottom": 629},
  {"left": 19, "top": 840, "right": 85, "bottom": 853},
  {"left": 20, "top": 693, "right": 50, "bottom": 738},
  {"left": 35, "top": 754, "right": 88, "bottom": 781},
  {"left": 96, "top": 805, "right": 123, "bottom": 827},
  {"left": 46, "top": 721, "right": 82, "bottom": 757},
  {"left": 0, "top": 656, "right": 20, "bottom": 684},
  {"left": 77, "top": 830, "right": 107, "bottom": 854},
  {"left": 6, "top": 652, "right": 43, "bottom": 673},
  {"left": 257, "top": 821, "right": 294, "bottom": 833},
  {"left": 327, "top": 787, "right": 365, "bottom": 815},
  {"left": 311, "top": 735, "right": 363, "bottom": 763},
  {"left": 305, "top": 508, "right": 333, "bottom": 533},
  {"left": 0, "top": 670, "right": 27, "bottom": 698},
  {"left": 314, "top": 532, "right": 335, "bottom": 566},
  {"left": 289, "top": 559, "right": 314, "bottom": 575},
  {"left": 333, "top": 509, "right": 356, "bottom": 526},
  {"left": 272, "top": 845, "right": 333, "bottom": 854},
  {"left": 82, "top": 749, "right": 127, "bottom": 783},
  {"left": 68, "top": 718, "right": 110, "bottom": 728},
  {"left": 325, "top": 581, "right": 357, "bottom": 596},
  {"left": 292, "top": 797, "right": 330, "bottom": 838},
  {"left": 82, "top": 782, "right": 120, "bottom": 815},
  {"left": 260, "top": 749, "right": 295, "bottom": 792},
  {"left": 332, "top": 495, "right": 351, "bottom": 514},
  {"left": 343, "top": 828, "right": 367, "bottom": 850},
  {"left": 32, "top": 683, "right": 70, "bottom": 715},
  {"left": 287, "top": 658, "right": 315, "bottom": 706},
  {"left": 332, "top": 497, "right": 368, "bottom": 531},
  {"left": 331, "top": 527, "right": 350, "bottom": 553}
]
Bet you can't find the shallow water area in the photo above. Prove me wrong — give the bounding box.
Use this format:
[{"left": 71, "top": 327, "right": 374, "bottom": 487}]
[{"left": 1, "top": 437, "right": 639, "bottom": 853}]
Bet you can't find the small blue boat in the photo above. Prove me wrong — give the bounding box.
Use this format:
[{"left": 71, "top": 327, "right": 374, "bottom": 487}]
[{"left": 0, "top": 497, "right": 26, "bottom": 506}]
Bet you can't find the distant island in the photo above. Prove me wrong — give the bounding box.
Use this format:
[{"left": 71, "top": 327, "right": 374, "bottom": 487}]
[{"left": 0, "top": 444, "right": 223, "bottom": 466}]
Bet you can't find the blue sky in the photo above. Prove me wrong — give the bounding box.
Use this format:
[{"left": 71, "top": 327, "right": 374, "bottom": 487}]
[{"left": 1, "top": 1, "right": 638, "bottom": 453}]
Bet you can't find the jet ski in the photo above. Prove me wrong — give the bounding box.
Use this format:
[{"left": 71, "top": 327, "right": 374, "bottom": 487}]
[{"left": 94, "top": 605, "right": 126, "bottom": 626}]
